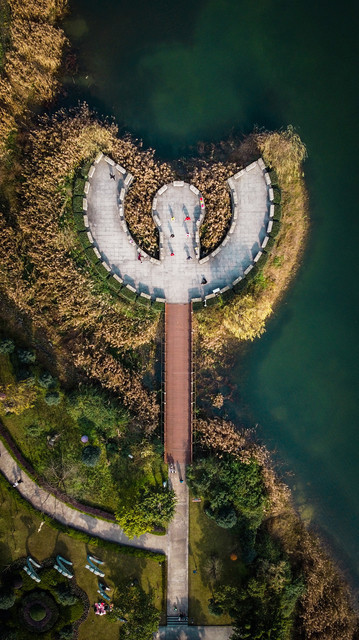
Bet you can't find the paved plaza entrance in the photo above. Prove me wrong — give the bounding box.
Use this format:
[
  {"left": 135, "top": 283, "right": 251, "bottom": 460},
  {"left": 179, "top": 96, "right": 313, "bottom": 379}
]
[{"left": 85, "top": 155, "right": 270, "bottom": 302}]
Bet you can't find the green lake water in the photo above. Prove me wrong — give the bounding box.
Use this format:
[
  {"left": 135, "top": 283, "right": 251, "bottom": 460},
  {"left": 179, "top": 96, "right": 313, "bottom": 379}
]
[{"left": 64, "top": 0, "right": 359, "bottom": 586}]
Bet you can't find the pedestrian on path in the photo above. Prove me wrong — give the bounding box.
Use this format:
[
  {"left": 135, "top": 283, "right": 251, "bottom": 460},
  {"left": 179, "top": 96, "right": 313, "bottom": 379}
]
[
  {"left": 171, "top": 252, "right": 175, "bottom": 256},
  {"left": 186, "top": 256, "right": 192, "bottom": 260},
  {"left": 13, "top": 478, "right": 22, "bottom": 487},
  {"left": 170, "top": 233, "right": 175, "bottom": 238},
  {"left": 185, "top": 216, "right": 191, "bottom": 221},
  {"left": 110, "top": 173, "right": 116, "bottom": 180},
  {"left": 171, "top": 216, "right": 175, "bottom": 221}
]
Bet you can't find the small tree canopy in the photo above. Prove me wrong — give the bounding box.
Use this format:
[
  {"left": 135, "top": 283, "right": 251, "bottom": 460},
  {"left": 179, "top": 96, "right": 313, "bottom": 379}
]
[{"left": 81, "top": 445, "right": 101, "bottom": 467}]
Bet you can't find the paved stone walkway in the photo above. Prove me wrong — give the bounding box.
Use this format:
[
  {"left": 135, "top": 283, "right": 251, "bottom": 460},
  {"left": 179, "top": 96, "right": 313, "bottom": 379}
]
[
  {"left": 86, "top": 157, "right": 268, "bottom": 302},
  {"left": 167, "top": 463, "right": 189, "bottom": 620},
  {"left": 157, "top": 626, "right": 233, "bottom": 639},
  {"left": 0, "top": 440, "right": 167, "bottom": 553}
]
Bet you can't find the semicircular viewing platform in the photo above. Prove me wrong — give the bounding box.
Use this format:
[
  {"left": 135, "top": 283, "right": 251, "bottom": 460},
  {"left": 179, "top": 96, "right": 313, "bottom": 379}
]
[{"left": 83, "top": 154, "right": 274, "bottom": 304}]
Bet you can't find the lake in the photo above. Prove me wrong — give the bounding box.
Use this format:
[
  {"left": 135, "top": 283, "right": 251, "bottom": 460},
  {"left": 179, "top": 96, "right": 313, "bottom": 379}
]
[{"left": 64, "top": 0, "right": 359, "bottom": 587}]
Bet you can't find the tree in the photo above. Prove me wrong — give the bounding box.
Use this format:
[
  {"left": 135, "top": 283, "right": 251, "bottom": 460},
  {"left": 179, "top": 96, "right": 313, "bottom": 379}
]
[
  {"left": 0, "top": 339, "right": 14, "bottom": 354},
  {"left": 45, "top": 392, "right": 61, "bottom": 406},
  {"left": 107, "top": 581, "right": 159, "bottom": 640},
  {"left": 116, "top": 486, "right": 176, "bottom": 538},
  {"left": 17, "top": 349, "right": 36, "bottom": 364},
  {"left": 0, "top": 590, "right": 15, "bottom": 610},
  {"left": 81, "top": 445, "right": 101, "bottom": 467}
]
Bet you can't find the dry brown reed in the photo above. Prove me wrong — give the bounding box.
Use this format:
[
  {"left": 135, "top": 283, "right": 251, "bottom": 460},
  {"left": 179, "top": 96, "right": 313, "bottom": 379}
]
[
  {"left": 194, "top": 127, "right": 308, "bottom": 369},
  {"left": 0, "top": 107, "right": 160, "bottom": 429},
  {"left": 0, "top": 0, "right": 67, "bottom": 165}
]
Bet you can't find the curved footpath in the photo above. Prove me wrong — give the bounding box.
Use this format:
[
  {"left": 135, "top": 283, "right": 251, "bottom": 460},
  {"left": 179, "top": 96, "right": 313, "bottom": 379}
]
[
  {"left": 0, "top": 439, "right": 167, "bottom": 553},
  {"left": 0, "top": 440, "right": 232, "bottom": 640}
]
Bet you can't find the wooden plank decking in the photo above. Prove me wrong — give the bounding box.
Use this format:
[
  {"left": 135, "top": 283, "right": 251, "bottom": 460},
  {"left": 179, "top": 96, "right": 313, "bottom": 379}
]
[{"left": 164, "top": 303, "right": 192, "bottom": 465}]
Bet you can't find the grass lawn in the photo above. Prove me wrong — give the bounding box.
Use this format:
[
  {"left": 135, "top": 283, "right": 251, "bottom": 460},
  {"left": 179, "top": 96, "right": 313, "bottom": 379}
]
[
  {"left": 188, "top": 495, "right": 247, "bottom": 625},
  {"left": 0, "top": 475, "right": 165, "bottom": 639}
]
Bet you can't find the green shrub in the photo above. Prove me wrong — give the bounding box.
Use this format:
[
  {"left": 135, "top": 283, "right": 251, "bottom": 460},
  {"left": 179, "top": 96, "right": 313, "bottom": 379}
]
[
  {"left": 108, "top": 276, "right": 123, "bottom": 293},
  {"left": 152, "top": 300, "right": 165, "bottom": 312},
  {"left": 17, "top": 349, "right": 36, "bottom": 364},
  {"left": 80, "top": 160, "right": 93, "bottom": 178},
  {"left": 220, "top": 288, "right": 234, "bottom": 302},
  {"left": 85, "top": 246, "right": 100, "bottom": 265},
  {"left": 205, "top": 295, "right": 218, "bottom": 308},
  {"left": 208, "top": 599, "right": 223, "bottom": 616},
  {"left": 137, "top": 295, "right": 151, "bottom": 307},
  {"left": 38, "top": 371, "right": 56, "bottom": 389},
  {"left": 120, "top": 287, "right": 137, "bottom": 302},
  {"left": 45, "top": 392, "right": 61, "bottom": 406},
  {"left": 0, "top": 338, "right": 14, "bottom": 354},
  {"left": 73, "top": 212, "right": 86, "bottom": 232},
  {"left": 94, "top": 262, "right": 110, "bottom": 280},
  {"left": 274, "top": 203, "right": 282, "bottom": 221},
  {"left": 78, "top": 231, "right": 92, "bottom": 251},
  {"left": 81, "top": 445, "right": 101, "bottom": 467},
  {"left": 0, "top": 629, "right": 18, "bottom": 640},
  {"left": 255, "top": 252, "right": 269, "bottom": 270},
  {"left": 272, "top": 186, "right": 281, "bottom": 205},
  {"left": 0, "top": 590, "right": 15, "bottom": 610},
  {"left": 54, "top": 585, "right": 78, "bottom": 607},
  {"left": 73, "top": 178, "right": 85, "bottom": 196},
  {"left": 72, "top": 196, "right": 84, "bottom": 214},
  {"left": 268, "top": 168, "right": 278, "bottom": 185},
  {"left": 26, "top": 422, "right": 44, "bottom": 437},
  {"left": 270, "top": 220, "right": 281, "bottom": 237},
  {"left": 192, "top": 300, "right": 204, "bottom": 311},
  {"left": 58, "top": 625, "right": 74, "bottom": 640}
]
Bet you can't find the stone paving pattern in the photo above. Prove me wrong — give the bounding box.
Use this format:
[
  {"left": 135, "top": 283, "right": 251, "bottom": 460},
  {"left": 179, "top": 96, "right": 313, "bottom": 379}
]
[
  {"left": 87, "top": 158, "right": 268, "bottom": 303},
  {"left": 167, "top": 463, "right": 189, "bottom": 619}
]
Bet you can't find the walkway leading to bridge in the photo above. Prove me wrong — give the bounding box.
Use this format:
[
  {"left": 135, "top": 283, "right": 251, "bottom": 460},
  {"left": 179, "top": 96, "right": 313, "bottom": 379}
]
[{"left": 164, "top": 303, "right": 192, "bottom": 465}]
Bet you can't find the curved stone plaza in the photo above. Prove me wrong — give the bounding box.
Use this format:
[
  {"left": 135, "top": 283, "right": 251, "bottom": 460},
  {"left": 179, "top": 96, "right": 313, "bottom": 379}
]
[{"left": 85, "top": 154, "right": 272, "bottom": 303}]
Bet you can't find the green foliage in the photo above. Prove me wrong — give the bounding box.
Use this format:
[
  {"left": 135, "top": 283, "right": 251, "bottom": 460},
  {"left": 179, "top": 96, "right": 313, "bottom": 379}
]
[
  {"left": 17, "top": 349, "right": 36, "bottom": 364},
  {"left": 73, "top": 177, "right": 85, "bottom": 196},
  {"left": 73, "top": 212, "right": 86, "bottom": 232},
  {"left": 0, "top": 339, "right": 14, "bottom": 354},
  {"left": 78, "top": 230, "right": 92, "bottom": 250},
  {"left": 45, "top": 391, "right": 61, "bottom": 405},
  {"left": 94, "top": 261, "right": 110, "bottom": 280},
  {"left": 54, "top": 584, "right": 78, "bottom": 606},
  {"left": 85, "top": 246, "right": 100, "bottom": 265},
  {"left": 107, "top": 581, "right": 160, "bottom": 640},
  {"left": 205, "top": 503, "right": 237, "bottom": 529},
  {"left": 272, "top": 186, "right": 281, "bottom": 205},
  {"left": 81, "top": 445, "right": 101, "bottom": 467},
  {"left": 187, "top": 455, "right": 267, "bottom": 532},
  {"left": 120, "top": 286, "right": 137, "bottom": 302},
  {"left": 0, "top": 589, "right": 15, "bottom": 609},
  {"left": 67, "top": 386, "right": 129, "bottom": 439},
  {"left": 38, "top": 371, "right": 56, "bottom": 389},
  {"left": 0, "top": 630, "right": 17, "bottom": 640},
  {"left": 72, "top": 195, "right": 84, "bottom": 214},
  {"left": 116, "top": 486, "right": 176, "bottom": 538},
  {"left": 274, "top": 203, "right": 282, "bottom": 221},
  {"left": 57, "top": 625, "right": 74, "bottom": 640}
]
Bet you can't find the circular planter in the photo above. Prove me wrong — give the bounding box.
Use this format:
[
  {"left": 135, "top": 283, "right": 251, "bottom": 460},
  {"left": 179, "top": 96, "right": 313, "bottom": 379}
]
[{"left": 21, "top": 590, "right": 59, "bottom": 633}]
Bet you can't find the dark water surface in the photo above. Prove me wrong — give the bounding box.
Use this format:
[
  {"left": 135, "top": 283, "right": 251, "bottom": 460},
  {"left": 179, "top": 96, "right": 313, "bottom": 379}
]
[{"left": 65, "top": 0, "right": 359, "bottom": 585}]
